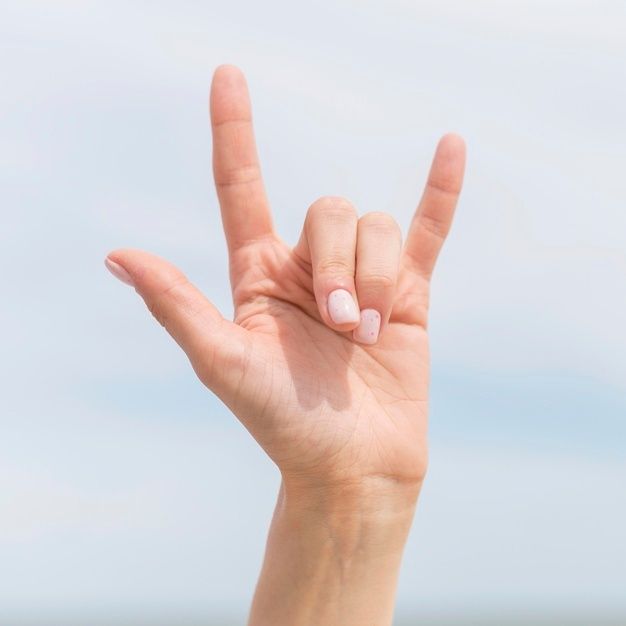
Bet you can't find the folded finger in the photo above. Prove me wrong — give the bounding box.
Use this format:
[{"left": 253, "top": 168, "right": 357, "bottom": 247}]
[
  {"left": 353, "top": 212, "right": 402, "bottom": 345},
  {"left": 294, "top": 196, "right": 360, "bottom": 331}
]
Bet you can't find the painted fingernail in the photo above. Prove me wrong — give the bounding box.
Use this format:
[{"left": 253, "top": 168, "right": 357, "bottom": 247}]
[
  {"left": 104, "top": 257, "right": 134, "bottom": 287},
  {"left": 327, "top": 289, "right": 360, "bottom": 324},
  {"left": 353, "top": 309, "right": 381, "bottom": 344}
]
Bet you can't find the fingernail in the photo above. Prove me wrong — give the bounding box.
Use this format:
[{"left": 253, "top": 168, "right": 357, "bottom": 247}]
[
  {"left": 353, "top": 309, "right": 381, "bottom": 344},
  {"left": 104, "top": 257, "right": 134, "bottom": 287},
  {"left": 327, "top": 289, "right": 360, "bottom": 324}
]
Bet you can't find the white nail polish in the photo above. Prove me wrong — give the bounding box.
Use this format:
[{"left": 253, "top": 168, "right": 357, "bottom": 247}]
[
  {"left": 327, "top": 289, "right": 360, "bottom": 324},
  {"left": 353, "top": 309, "right": 381, "bottom": 344}
]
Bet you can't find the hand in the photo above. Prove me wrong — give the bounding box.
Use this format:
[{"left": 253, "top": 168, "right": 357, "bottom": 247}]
[
  {"left": 105, "top": 65, "right": 465, "bottom": 626},
  {"left": 105, "top": 64, "right": 465, "bottom": 494}
]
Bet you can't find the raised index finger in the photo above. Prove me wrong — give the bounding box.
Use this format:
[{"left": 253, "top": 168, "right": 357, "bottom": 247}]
[{"left": 210, "top": 65, "right": 273, "bottom": 252}]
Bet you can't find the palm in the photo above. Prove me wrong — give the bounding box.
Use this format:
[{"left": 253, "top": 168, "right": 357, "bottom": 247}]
[
  {"left": 108, "top": 66, "right": 465, "bottom": 489},
  {"left": 218, "top": 238, "right": 431, "bottom": 484}
]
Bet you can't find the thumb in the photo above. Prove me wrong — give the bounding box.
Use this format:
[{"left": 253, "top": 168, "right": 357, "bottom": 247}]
[{"left": 104, "top": 248, "right": 247, "bottom": 396}]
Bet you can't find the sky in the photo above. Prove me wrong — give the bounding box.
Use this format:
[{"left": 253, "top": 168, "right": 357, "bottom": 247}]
[{"left": 1, "top": 0, "right": 625, "bottom": 623}]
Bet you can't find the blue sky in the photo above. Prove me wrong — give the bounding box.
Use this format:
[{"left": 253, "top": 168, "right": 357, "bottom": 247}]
[{"left": 1, "top": 0, "right": 625, "bottom": 621}]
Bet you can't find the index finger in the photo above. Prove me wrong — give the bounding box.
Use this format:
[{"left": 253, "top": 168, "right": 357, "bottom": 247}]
[{"left": 210, "top": 65, "right": 273, "bottom": 252}]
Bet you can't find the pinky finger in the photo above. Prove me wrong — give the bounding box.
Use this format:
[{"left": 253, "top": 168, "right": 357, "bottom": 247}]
[{"left": 403, "top": 133, "right": 466, "bottom": 280}]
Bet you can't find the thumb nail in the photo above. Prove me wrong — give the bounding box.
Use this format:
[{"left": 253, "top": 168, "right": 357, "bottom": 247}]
[{"left": 105, "top": 257, "right": 135, "bottom": 287}]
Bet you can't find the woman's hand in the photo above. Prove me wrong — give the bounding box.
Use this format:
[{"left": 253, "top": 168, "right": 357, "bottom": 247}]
[{"left": 105, "top": 65, "right": 465, "bottom": 626}]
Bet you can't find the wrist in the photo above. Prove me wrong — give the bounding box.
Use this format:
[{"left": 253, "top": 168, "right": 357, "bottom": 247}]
[
  {"left": 277, "top": 474, "right": 421, "bottom": 557},
  {"left": 248, "top": 478, "right": 420, "bottom": 626},
  {"left": 281, "top": 471, "right": 422, "bottom": 514}
]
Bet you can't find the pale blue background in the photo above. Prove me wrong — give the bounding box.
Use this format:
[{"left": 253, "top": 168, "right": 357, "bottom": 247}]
[{"left": 1, "top": 1, "right": 625, "bottom": 623}]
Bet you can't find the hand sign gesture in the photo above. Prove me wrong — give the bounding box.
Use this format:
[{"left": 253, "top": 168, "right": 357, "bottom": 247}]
[{"left": 105, "top": 65, "right": 465, "bottom": 626}]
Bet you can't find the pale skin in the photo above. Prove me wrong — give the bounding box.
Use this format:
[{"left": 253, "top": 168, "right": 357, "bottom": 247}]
[{"left": 105, "top": 65, "right": 465, "bottom": 626}]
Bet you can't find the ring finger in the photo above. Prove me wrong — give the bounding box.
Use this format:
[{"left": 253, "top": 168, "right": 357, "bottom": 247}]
[{"left": 353, "top": 212, "right": 402, "bottom": 345}]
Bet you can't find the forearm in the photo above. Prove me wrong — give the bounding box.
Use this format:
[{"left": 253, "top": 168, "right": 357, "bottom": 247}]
[{"left": 248, "top": 477, "right": 421, "bottom": 626}]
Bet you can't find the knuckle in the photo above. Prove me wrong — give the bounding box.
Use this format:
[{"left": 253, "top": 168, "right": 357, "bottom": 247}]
[
  {"left": 360, "top": 212, "right": 402, "bottom": 239},
  {"left": 308, "top": 196, "right": 357, "bottom": 224},
  {"left": 357, "top": 271, "right": 396, "bottom": 291},
  {"left": 146, "top": 277, "right": 193, "bottom": 328},
  {"left": 316, "top": 256, "right": 354, "bottom": 277},
  {"left": 428, "top": 174, "right": 462, "bottom": 196},
  {"left": 214, "top": 163, "right": 262, "bottom": 188},
  {"left": 146, "top": 300, "right": 166, "bottom": 328},
  {"left": 419, "top": 211, "right": 449, "bottom": 240}
]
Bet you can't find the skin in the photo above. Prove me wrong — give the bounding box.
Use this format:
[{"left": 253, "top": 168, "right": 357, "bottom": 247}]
[{"left": 106, "top": 65, "right": 465, "bottom": 626}]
